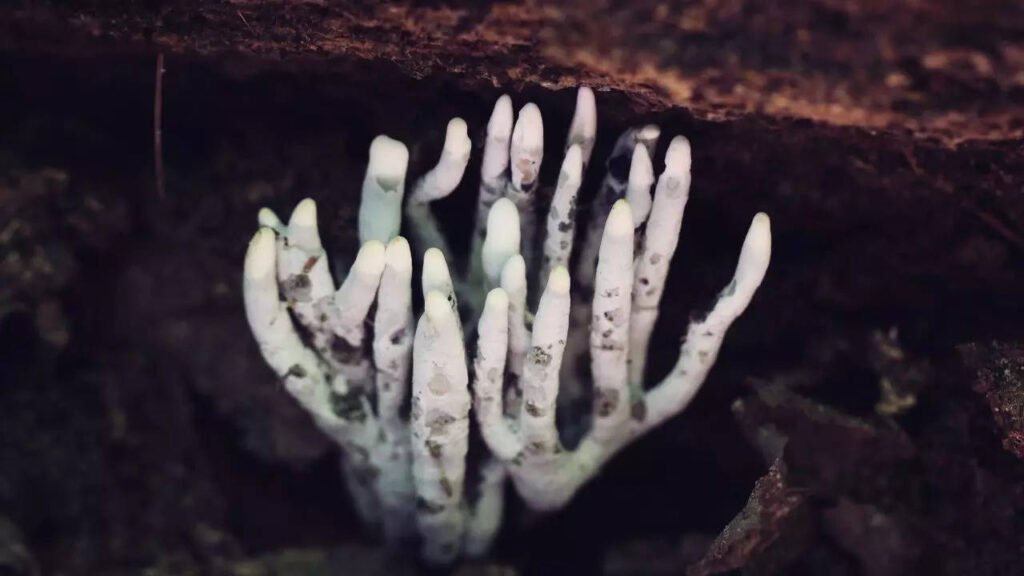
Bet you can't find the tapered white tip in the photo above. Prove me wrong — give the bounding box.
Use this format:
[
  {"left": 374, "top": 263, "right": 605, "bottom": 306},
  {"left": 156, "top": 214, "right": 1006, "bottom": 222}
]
[
  {"left": 488, "top": 95, "right": 514, "bottom": 138},
  {"left": 258, "top": 207, "right": 284, "bottom": 231},
  {"left": 569, "top": 87, "right": 597, "bottom": 139},
  {"left": 425, "top": 290, "right": 453, "bottom": 324},
  {"left": 368, "top": 135, "right": 409, "bottom": 181},
  {"left": 627, "top": 146, "right": 655, "bottom": 226},
  {"left": 637, "top": 124, "right": 660, "bottom": 147},
  {"left": 484, "top": 288, "right": 509, "bottom": 312},
  {"left": 512, "top": 103, "right": 544, "bottom": 150},
  {"left": 546, "top": 266, "right": 571, "bottom": 295},
  {"left": 664, "top": 135, "right": 692, "bottom": 177},
  {"left": 385, "top": 236, "right": 412, "bottom": 274},
  {"left": 629, "top": 145, "right": 654, "bottom": 187},
  {"left": 245, "top": 228, "right": 277, "bottom": 279},
  {"left": 487, "top": 198, "right": 521, "bottom": 238},
  {"left": 289, "top": 198, "right": 317, "bottom": 228},
  {"left": 423, "top": 247, "right": 451, "bottom": 290},
  {"left": 500, "top": 254, "right": 527, "bottom": 291},
  {"left": 560, "top": 144, "right": 583, "bottom": 186},
  {"left": 605, "top": 199, "right": 634, "bottom": 238},
  {"left": 353, "top": 240, "right": 387, "bottom": 277},
  {"left": 735, "top": 213, "right": 772, "bottom": 288},
  {"left": 445, "top": 117, "right": 472, "bottom": 158}
]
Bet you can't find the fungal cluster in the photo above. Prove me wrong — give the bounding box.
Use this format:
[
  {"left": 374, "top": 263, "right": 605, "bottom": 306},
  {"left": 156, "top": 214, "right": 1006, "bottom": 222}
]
[{"left": 242, "top": 87, "right": 772, "bottom": 565}]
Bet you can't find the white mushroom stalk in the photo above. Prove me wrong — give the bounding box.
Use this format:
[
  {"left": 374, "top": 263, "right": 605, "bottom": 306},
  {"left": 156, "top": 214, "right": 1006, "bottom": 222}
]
[
  {"left": 241, "top": 86, "right": 772, "bottom": 563},
  {"left": 541, "top": 143, "right": 583, "bottom": 284},
  {"left": 506, "top": 103, "right": 544, "bottom": 275},
  {"left": 565, "top": 86, "right": 597, "bottom": 170},
  {"left": 559, "top": 123, "right": 661, "bottom": 410},
  {"left": 468, "top": 95, "right": 514, "bottom": 292},
  {"left": 629, "top": 136, "right": 692, "bottom": 387},
  {"left": 358, "top": 135, "right": 409, "bottom": 244},
  {"left": 478, "top": 209, "right": 772, "bottom": 511},
  {"left": 411, "top": 290, "right": 471, "bottom": 564},
  {"left": 405, "top": 118, "right": 472, "bottom": 255}
]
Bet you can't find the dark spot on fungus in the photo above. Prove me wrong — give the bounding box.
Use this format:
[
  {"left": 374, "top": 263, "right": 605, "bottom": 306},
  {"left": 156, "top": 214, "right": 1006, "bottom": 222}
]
[
  {"left": 330, "top": 389, "right": 367, "bottom": 422},
  {"left": 595, "top": 387, "right": 620, "bottom": 417},
  {"left": 285, "top": 364, "right": 307, "bottom": 379},
  {"left": 440, "top": 477, "right": 453, "bottom": 497},
  {"left": 528, "top": 346, "right": 552, "bottom": 367},
  {"left": 331, "top": 336, "right": 363, "bottom": 365},
  {"left": 425, "top": 409, "right": 456, "bottom": 434},
  {"left": 282, "top": 273, "right": 313, "bottom": 302},
  {"left": 416, "top": 497, "right": 444, "bottom": 514},
  {"left": 525, "top": 401, "right": 543, "bottom": 417},
  {"left": 427, "top": 439, "right": 443, "bottom": 458},
  {"left": 631, "top": 399, "right": 647, "bottom": 422}
]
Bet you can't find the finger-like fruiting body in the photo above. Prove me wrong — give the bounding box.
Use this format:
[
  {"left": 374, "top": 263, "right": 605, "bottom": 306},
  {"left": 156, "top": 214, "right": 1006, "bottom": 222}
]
[
  {"left": 258, "top": 207, "right": 286, "bottom": 234},
  {"left": 541, "top": 144, "right": 583, "bottom": 283},
  {"left": 565, "top": 87, "right": 597, "bottom": 169},
  {"left": 243, "top": 88, "right": 773, "bottom": 563},
  {"left": 375, "top": 237, "right": 415, "bottom": 430},
  {"left": 500, "top": 255, "right": 529, "bottom": 383},
  {"left": 473, "top": 140, "right": 771, "bottom": 512},
  {"left": 629, "top": 136, "right": 692, "bottom": 387},
  {"left": 277, "top": 200, "right": 337, "bottom": 356},
  {"left": 244, "top": 229, "right": 340, "bottom": 433},
  {"left": 473, "top": 289, "right": 520, "bottom": 460},
  {"left": 411, "top": 118, "right": 472, "bottom": 204},
  {"left": 412, "top": 291, "right": 472, "bottom": 564},
  {"left": 469, "top": 95, "right": 515, "bottom": 290},
  {"left": 372, "top": 237, "right": 417, "bottom": 544},
  {"left": 478, "top": 95, "right": 514, "bottom": 229},
  {"left": 482, "top": 198, "right": 521, "bottom": 288},
  {"left": 575, "top": 125, "right": 660, "bottom": 291},
  {"left": 588, "top": 201, "right": 635, "bottom": 442},
  {"left": 624, "top": 145, "right": 655, "bottom": 228},
  {"left": 423, "top": 247, "right": 457, "bottom": 310},
  {"left": 641, "top": 213, "right": 771, "bottom": 431},
  {"left": 507, "top": 103, "right": 544, "bottom": 272},
  {"left": 329, "top": 240, "right": 387, "bottom": 391},
  {"left": 245, "top": 227, "right": 388, "bottom": 526},
  {"left": 520, "top": 266, "right": 571, "bottom": 452},
  {"left": 407, "top": 118, "right": 473, "bottom": 254},
  {"left": 563, "top": 125, "right": 660, "bottom": 410},
  {"left": 359, "top": 135, "right": 409, "bottom": 243}
]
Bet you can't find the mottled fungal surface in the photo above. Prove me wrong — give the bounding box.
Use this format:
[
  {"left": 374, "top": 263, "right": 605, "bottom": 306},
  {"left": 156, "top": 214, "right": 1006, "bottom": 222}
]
[{"left": 241, "top": 86, "right": 770, "bottom": 561}]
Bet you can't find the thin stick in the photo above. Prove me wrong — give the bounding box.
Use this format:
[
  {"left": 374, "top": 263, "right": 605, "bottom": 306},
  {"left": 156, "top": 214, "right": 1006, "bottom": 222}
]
[{"left": 154, "top": 53, "right": 165, "bottom": 199}]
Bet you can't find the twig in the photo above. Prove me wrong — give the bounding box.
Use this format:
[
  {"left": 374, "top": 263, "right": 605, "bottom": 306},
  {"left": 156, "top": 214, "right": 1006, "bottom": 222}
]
[{"left": 154, "top": 53, "right": 165, "bottom": 199}]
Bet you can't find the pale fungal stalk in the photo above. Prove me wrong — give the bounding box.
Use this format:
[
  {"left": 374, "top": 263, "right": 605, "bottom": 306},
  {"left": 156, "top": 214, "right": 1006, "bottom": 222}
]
[{"left": 242, "top": 86, "right": 771, "bottom": 563}]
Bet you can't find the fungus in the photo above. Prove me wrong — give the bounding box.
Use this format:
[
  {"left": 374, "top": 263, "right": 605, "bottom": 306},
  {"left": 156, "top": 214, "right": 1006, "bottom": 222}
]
[{"left": 242, "top": 87, "right": 771, "bottom": 563}]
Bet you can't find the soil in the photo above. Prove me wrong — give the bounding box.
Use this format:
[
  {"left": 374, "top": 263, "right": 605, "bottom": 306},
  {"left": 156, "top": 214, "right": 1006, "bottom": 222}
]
[{"left": 1, "top": 1, "right": 1022, "bottom": 574}]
